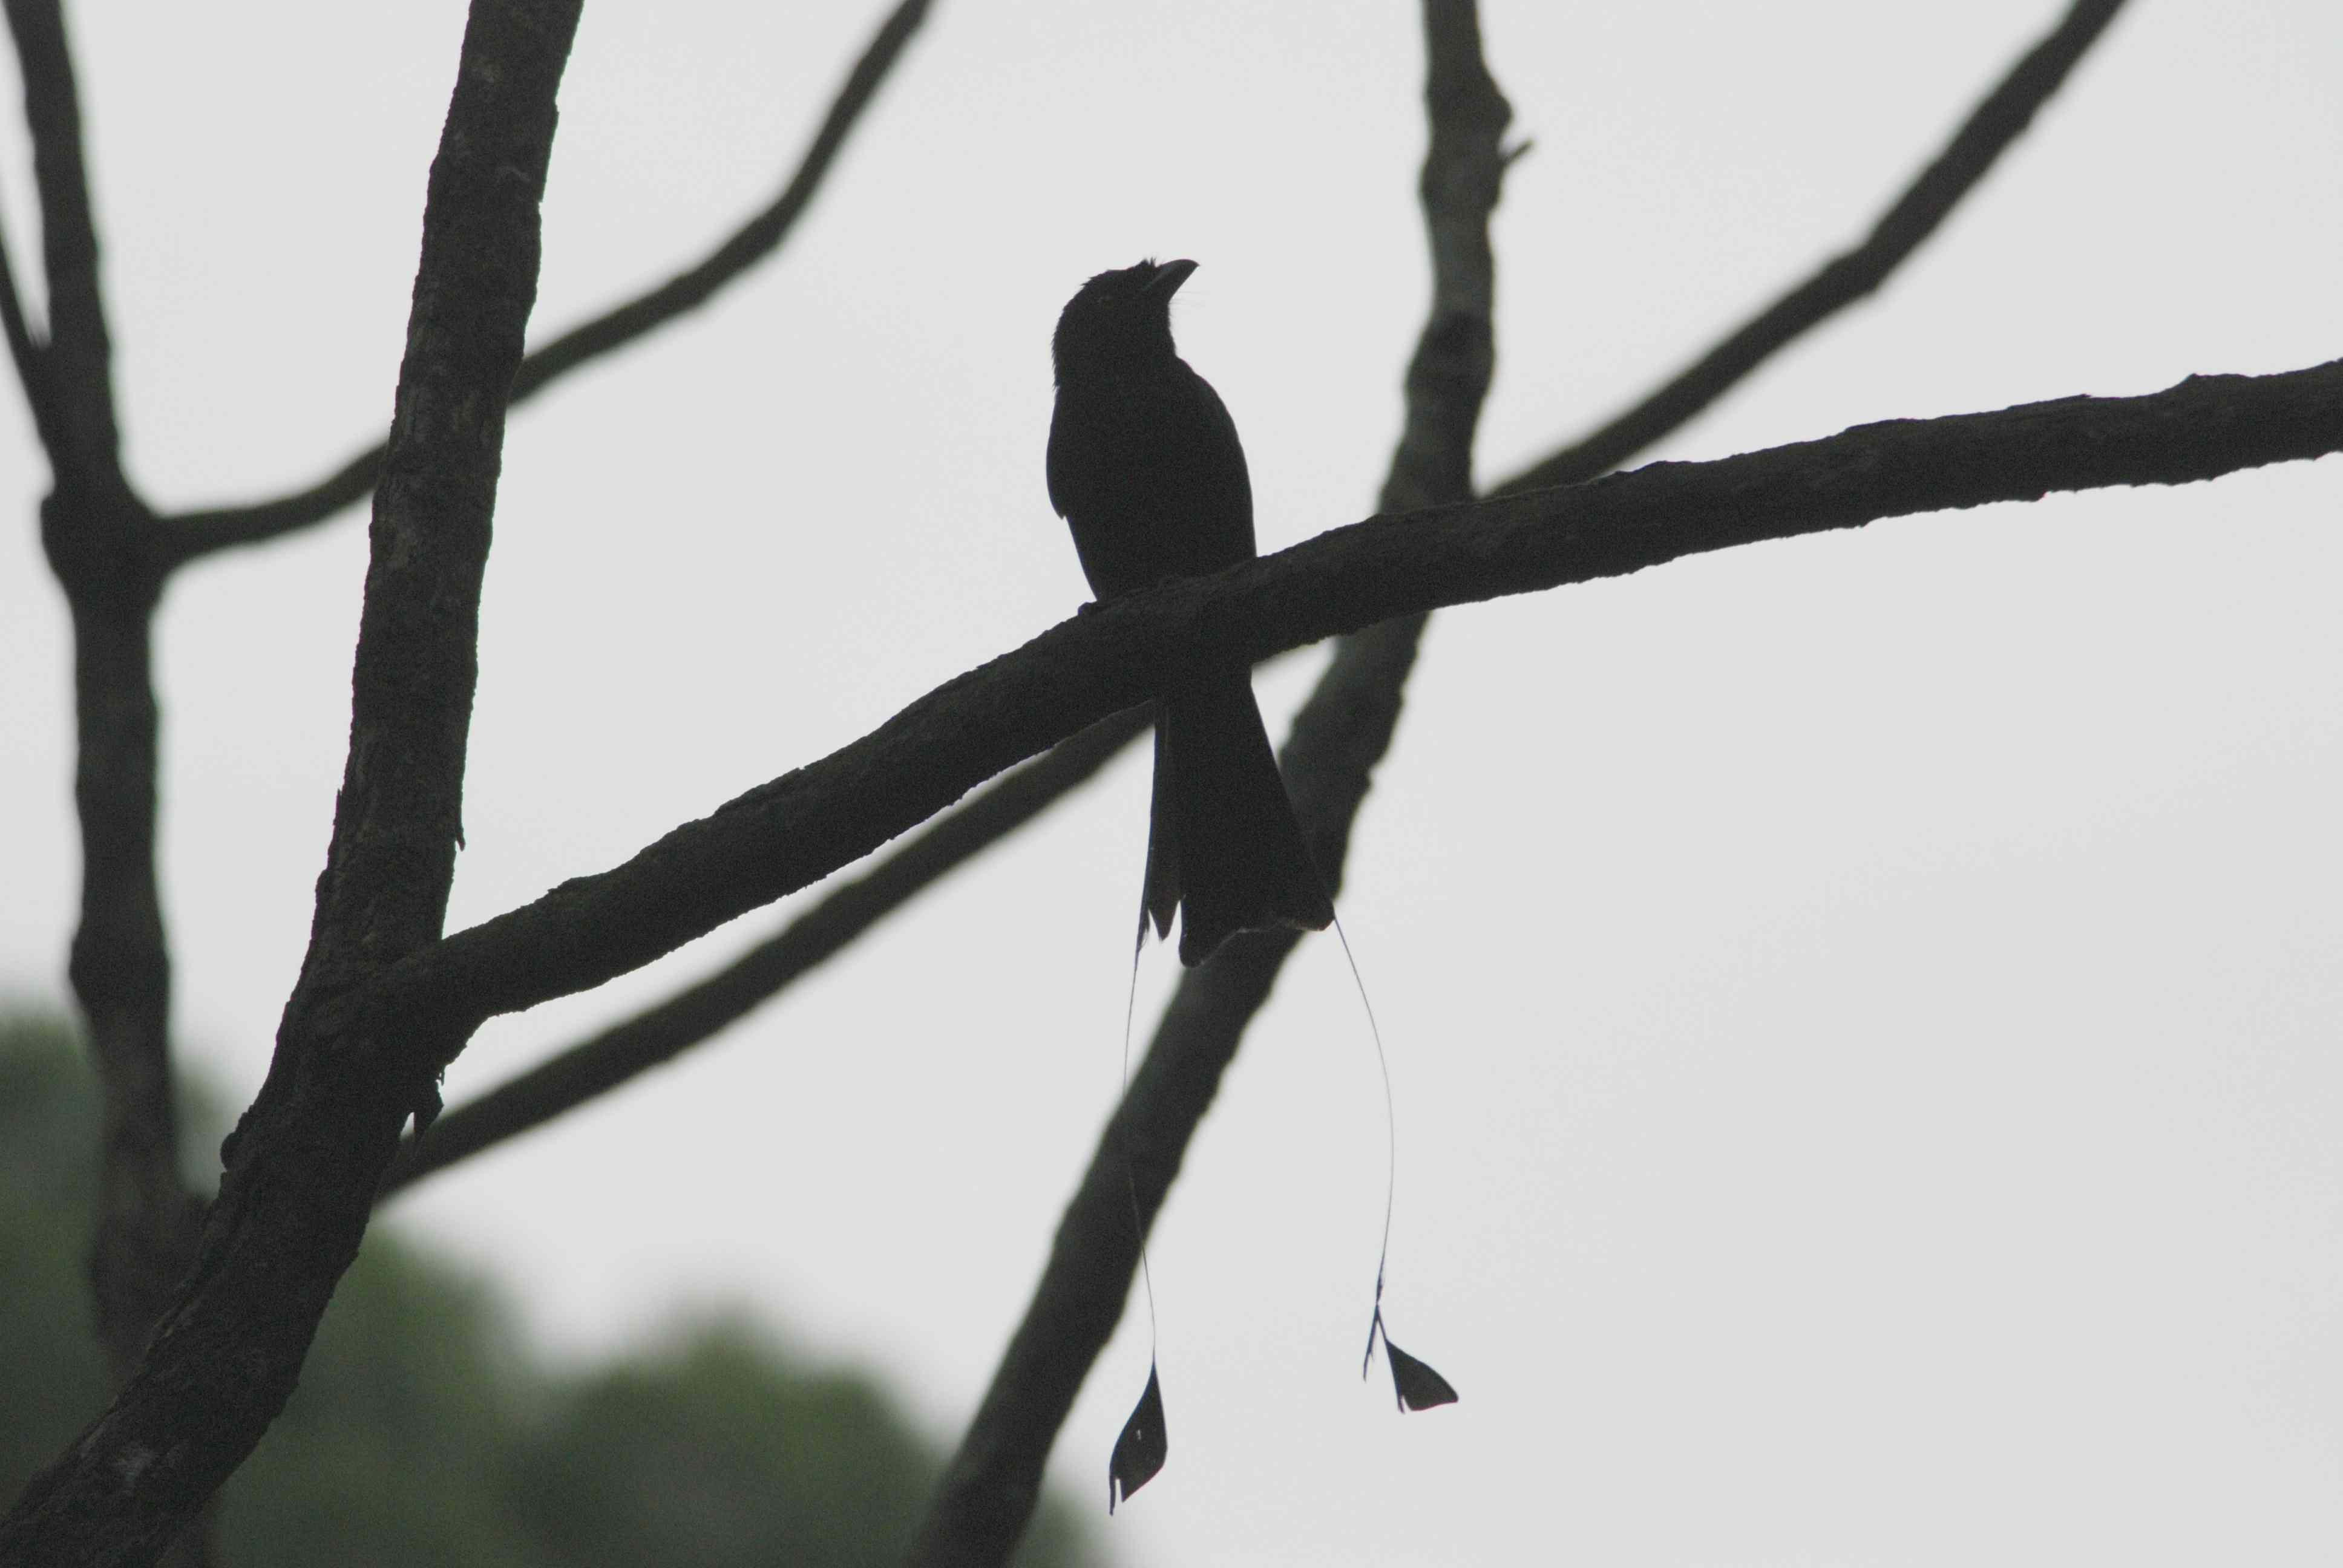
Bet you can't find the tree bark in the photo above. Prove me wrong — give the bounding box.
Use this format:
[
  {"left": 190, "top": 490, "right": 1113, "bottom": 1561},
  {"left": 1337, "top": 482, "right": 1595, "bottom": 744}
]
[{"left": 0, "top": 3, "right": 582, "bottom": 1562}]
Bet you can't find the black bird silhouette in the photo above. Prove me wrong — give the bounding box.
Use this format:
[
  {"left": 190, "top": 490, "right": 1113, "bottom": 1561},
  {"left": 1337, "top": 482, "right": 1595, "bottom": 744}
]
[{"left": 1047, "top": 259, "right": 1334, "bottom": 965}]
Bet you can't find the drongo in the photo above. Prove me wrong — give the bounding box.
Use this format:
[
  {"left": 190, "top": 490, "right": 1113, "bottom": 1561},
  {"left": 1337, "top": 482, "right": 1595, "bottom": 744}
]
[{"left": 1047, "top": 259, "right": 1334, "bottom": 965}]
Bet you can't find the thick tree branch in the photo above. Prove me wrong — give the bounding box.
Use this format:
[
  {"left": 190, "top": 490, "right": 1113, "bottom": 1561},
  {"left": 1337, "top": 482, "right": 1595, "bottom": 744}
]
[
  {"left": 1505, "top": 0, "right": 2129, "bottom": 494},
  {"left": 909, "top": 2, "right": 1512, "bottom": 1556},
  {"left": 356, "top": 361, "right": 2343, "bottom": 1117},
  {"left": 159, "top": 0, "right": 935, "bottom": 563},
  {"left": 375, "top": 704, "right": 1153, "bottom": 1198},
  {"left": 0, "top": 5, "right": 582, "bottom": 1563}
]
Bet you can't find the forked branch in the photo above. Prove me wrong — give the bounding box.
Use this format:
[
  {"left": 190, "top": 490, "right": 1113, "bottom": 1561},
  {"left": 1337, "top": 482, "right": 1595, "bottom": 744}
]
[{"left": 159, "top": 0, "right": 936, "bottom": 561}]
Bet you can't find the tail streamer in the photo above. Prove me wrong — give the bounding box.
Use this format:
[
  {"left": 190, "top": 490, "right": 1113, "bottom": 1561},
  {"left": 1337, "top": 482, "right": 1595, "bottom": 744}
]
[
  {"left": 1109, "top": 899, "right": 1168, "bottom": 1511},
  {"left": 1333, "top": 915, "right": 1457, "bottom": 1413}
]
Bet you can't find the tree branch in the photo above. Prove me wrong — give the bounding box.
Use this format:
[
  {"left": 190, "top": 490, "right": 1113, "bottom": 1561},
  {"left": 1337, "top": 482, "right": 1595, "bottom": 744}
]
[
  {"left": 355, "top": 359, "right": 2343, "bottom": 1148},
  {"left": 159, "top": 0, "right": 935, "bottom": 563},
  {"left": 375, "top": 704, "right": 1153, "bottom": 1199},
  {"left": 908, "top": 1, "right": 1513, "bottom": 1554},
  {"left": 5, "top": 21, "right": 212, "bottom": 1568},
  {"left": 502, "top": 0, "right": 931, "bottom": 405},
  {"left": 4, "top": 0, "right": 124, "bottom": 475},
  {"left": 0, "top": 178, "right": 49, "bottom": 440},
  {"left": 0, "top": 4, "right": 582, "bottom": 1563},
  {"left": 1503, "top": 0, "right": 2130, "bottom": 494}
]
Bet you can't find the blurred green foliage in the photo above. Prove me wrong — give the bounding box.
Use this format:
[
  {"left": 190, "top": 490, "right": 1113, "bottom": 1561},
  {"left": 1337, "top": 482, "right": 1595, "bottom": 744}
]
[{"left": 0, "top": 1011, "right": 1102, "bottom": 1568}]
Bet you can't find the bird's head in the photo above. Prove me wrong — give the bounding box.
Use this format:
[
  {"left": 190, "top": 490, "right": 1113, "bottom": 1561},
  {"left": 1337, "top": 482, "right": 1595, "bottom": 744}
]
[{"left": 1052, "top": 258, "right": 1199, "bottom": 384}]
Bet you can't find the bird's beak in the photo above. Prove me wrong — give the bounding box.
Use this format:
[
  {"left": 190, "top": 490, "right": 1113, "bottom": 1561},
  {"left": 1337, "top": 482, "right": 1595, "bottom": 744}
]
[{"left": 1146, "top": 258, "right": 1199, "bottom": 298}]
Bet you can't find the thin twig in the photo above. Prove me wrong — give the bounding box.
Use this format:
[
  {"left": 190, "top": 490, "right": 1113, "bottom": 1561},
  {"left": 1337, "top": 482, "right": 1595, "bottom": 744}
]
[
  {"left": 160, "top": 0, "right": 936, "bottom": 563},
  {"left": 1501, "top": 0, "right": 2129, "bottom": 495},
  {"left": 375, "top": 704, "right": 1153, "bottom": 1199},
  {"left": 0, "top": 177, "right": 48, "bottom": 437}
]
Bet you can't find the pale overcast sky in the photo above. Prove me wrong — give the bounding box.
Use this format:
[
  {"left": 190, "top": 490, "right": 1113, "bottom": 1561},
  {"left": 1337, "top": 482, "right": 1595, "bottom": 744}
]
[{"left": 4, "top": 2, "right": 2340, "bottom": 1563}]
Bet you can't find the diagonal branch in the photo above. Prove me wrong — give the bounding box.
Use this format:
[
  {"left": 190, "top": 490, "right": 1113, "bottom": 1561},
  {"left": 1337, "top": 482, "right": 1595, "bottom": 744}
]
[
  {"left": 160, "top": 0, "right": 936, "bottom": 563},
  {"left": 355, "top": 358, "right": 2343, "bottom": 1200},
  {"left": 0, "top": 4, "right": 583, "bottom": 1562},
  {"left": 0, "top": 177, "right": 49, "bottom": 439},
  {"left": 374, "top": 704, "right": 1153, "bottom": 1199},
  {"left": 1504, "top": 0, "right": 2130, "bottom": 494},
  {"left": 909, "top": 0, "right": 1513, "bottom": 1555},
  {"left": 503, "top": 0, "right": 931, "bottom": 403}
]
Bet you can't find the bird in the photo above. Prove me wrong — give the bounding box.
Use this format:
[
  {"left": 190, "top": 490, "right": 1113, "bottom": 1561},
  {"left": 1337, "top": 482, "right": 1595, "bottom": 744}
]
[{"left": 1047, "top": 258, "right": 1334, "bottom": 966}]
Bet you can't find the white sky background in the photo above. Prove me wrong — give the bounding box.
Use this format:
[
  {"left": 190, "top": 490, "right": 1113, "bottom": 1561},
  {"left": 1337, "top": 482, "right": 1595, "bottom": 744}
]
[{"left": 4, "top": 1, "right": 2341, "bottom": 1562}]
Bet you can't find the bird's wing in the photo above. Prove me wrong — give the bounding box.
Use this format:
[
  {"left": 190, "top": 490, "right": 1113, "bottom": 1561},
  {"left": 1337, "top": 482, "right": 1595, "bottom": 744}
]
[{"left": 1175, "top": 363, "right": 1256, "bottom": 565}]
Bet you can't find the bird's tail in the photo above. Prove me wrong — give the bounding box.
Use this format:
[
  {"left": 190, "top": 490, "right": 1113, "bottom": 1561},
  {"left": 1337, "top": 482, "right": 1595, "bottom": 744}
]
[{"left": 1143, "top": 678, "right": 1334, "bottom": 967}]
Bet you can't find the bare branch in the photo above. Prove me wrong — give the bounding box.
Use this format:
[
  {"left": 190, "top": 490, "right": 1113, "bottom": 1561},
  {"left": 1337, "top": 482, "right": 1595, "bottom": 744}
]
[
  {"left": 1380, "top": 0, "right": 1516, "bottom": 515},
  {"left": 4, "top": 0, "right": 125, "bottom": 475},
  {"left": 375, "top": 704, "right": 1152, "bottom": 1199},
  {"left": 7, "top": 30, "right": 209, "bottom": 1568},
  {"left": 0, "top": 4, "right": 582, "bottom": 1561},
  {"left": 0, "top": 177, "right": 48, "bottom": 438},
  {"left": 156, "top": 443, "right": 387, "bottom": 561},
  {"left": 358, "top": 361, "right": 2343, "bottom": 1122},
  {"left": 909, "top": 1, "right": 1513, "bottom": 1553},
  {"left": 1503, "top": 0, "right": 2131, "bottom": 494},
  {"left": 160, "top": 0, "right": 936, "bottom": 563},
  {"left": 502, "top": 0, "right": 932, "bottom": 404}
]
